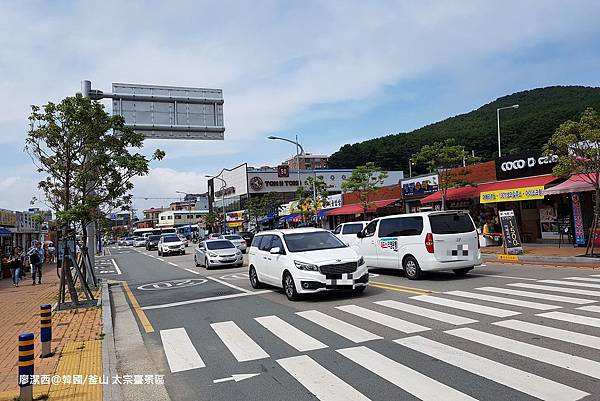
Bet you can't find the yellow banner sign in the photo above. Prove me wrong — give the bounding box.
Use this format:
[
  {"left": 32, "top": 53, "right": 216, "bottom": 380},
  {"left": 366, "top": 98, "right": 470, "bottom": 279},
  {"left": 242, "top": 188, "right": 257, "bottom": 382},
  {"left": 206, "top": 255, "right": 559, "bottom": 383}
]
[
  {"left": 497, "top": 254, "right": 519, "bottom": 262},
  {"left": 480, "top": 186, "right": 545, "bottom": 204}
]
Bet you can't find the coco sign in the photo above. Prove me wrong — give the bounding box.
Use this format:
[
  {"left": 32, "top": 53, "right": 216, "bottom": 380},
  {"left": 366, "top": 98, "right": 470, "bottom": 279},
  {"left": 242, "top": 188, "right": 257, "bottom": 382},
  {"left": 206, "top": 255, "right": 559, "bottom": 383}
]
[{"left": 496, "top": 153, "right": 558, "bottom": 181}]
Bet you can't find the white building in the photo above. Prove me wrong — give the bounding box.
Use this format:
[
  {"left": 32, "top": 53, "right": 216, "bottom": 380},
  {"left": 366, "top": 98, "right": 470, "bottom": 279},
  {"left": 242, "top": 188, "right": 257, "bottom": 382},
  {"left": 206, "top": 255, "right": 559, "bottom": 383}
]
[{"left": 157, "top": 210, "right": 209, "bottom": 228}]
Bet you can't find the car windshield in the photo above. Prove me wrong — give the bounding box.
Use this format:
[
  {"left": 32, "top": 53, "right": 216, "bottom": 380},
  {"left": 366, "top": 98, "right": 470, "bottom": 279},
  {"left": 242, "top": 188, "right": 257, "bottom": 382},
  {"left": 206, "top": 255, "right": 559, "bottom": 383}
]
[
  {"left": 163, "top": 236, "right": 180, "bottom": 243},
  {"left": 283, "top": 231, "right": 346, "bottom": 252},
  {"left": 148, "top": 235, "right": 160, "bottom": 240},
  {"left": 206, "top": 240, "right": 235, "bottom": 250},
  {"left": 429, "top": 213, "right": 475, "bottom": 234},
  {"left": 225, "top": 235, "right": 242, "bottom": 240}
]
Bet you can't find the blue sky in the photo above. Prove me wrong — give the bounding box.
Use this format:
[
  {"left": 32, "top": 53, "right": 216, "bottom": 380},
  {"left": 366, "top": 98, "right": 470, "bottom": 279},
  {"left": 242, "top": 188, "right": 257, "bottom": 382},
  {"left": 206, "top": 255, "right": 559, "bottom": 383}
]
[{"left": 1, "top": 1, "right": 599, "bottom": 212}]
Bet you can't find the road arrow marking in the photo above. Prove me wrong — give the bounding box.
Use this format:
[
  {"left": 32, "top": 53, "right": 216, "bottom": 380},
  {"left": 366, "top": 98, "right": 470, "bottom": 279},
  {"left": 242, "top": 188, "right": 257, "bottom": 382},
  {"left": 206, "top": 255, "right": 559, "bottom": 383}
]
[{"left": 213, "top": 373, "right": 260, "bottom": 384}]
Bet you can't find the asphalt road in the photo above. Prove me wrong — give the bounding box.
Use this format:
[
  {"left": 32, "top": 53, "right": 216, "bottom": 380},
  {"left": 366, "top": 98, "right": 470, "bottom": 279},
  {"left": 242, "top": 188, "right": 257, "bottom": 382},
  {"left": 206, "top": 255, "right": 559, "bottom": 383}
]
[{"left": 100, "top": 244, "right": 600, "bottom": 401}]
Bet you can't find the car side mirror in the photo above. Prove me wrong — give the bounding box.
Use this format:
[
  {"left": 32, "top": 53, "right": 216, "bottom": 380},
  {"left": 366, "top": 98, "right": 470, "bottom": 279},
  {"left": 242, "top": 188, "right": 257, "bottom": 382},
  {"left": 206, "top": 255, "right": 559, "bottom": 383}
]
[
  {"left": 270, "top": 247, "right": 283, "bottom": 255},
  {"left": 356, "top": 231, "right": 365, "bottom": 238}
]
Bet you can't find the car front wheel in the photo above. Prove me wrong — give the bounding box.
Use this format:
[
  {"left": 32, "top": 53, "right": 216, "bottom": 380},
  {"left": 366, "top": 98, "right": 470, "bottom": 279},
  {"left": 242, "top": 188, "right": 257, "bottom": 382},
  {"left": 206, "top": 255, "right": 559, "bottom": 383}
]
[
  {"left": 283, "top": 272, "right": 299, "bottom": 301},
  {"left": 403, "top": 256, "right": 422, "bottom": 280},
  {"left": 205, "top": 258, "right": 211, "bottom": 270}
]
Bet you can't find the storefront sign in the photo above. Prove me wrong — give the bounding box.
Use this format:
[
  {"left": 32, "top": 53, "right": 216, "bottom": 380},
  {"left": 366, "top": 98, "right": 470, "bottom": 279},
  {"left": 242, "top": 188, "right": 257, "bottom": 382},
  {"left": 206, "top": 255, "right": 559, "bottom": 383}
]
[
  {"left": 571, "top": 193, "right": 586, "bottom": 246},
  {"left": 499, "top": 210, "right": 523, "bottom": 254},
  {"left": 495, "top": 153, "right": 558, "bottom": 181},
  {"left": 214, "top": 186, "right": 236, "bottom": 198},
  {"left": 401, "top": 174, "right": 439, "bottom": 197},
  {"left": 326, "top": 194, "right": 343, "bottom": 208},
  {"left": 226, "top": 210, "right": 245, "bottom": 222},
  {"left": 480, "top": 186, "right": 545, "bottom": 204}
]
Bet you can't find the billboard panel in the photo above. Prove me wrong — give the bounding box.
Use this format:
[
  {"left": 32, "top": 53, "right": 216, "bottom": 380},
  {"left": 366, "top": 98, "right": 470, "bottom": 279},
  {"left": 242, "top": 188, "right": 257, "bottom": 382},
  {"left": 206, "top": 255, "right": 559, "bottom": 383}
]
[{"left": 111, "top": 83, "right": 225, "bottom": 140}]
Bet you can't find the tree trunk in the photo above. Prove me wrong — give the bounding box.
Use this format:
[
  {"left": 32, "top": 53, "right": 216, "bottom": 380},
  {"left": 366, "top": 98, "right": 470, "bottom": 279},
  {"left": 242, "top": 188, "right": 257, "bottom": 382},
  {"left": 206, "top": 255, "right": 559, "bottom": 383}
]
[{"left": 61, "top": 227, "right": 79, "bottom": 305}]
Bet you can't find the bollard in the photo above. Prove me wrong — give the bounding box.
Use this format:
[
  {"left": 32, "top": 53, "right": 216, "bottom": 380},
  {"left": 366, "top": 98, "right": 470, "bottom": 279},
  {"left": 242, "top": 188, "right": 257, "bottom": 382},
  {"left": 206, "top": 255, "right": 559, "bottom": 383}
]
[
  {"left": 40, "top": 304, "right": 52, "bottom": 358},
  {"left": 18, "top": 332, "right": 34, "bottom": 401}
]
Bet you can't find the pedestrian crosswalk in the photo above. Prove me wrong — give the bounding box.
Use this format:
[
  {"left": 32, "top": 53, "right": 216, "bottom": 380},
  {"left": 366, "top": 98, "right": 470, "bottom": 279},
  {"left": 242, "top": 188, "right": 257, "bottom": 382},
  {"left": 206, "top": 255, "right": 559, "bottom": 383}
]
[{"left": 156, "top": 274, "right": 600, "bottom": 400}]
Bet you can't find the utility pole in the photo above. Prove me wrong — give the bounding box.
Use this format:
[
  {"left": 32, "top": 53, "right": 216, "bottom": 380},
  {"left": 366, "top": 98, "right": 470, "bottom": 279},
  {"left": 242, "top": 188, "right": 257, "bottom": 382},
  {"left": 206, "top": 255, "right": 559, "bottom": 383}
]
[{"left": 81, "top": 80, "right": 97, "bottom": 283}]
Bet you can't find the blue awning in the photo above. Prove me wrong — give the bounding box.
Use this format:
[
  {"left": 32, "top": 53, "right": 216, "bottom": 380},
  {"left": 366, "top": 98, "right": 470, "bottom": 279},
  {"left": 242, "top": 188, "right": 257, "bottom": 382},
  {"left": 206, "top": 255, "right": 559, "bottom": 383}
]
[
  {"left": 258, "top": 212, "right": 278, "bottom": 225},
  {"left": 281, "top": 213, "right": 300, "bottom": 222},
  {"left": 0, "top": 227, "right": 13, "bottom": 237},
  {"left": 315, "top": 208, "right": 333, "bottom": 218}
]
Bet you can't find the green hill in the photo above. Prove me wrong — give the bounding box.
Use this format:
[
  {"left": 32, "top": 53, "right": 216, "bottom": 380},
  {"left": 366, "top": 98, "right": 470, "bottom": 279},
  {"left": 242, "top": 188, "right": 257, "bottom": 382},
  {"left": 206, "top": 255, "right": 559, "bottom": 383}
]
[{"left": 327, "top": 86, "right": 600, "bottom": 173}]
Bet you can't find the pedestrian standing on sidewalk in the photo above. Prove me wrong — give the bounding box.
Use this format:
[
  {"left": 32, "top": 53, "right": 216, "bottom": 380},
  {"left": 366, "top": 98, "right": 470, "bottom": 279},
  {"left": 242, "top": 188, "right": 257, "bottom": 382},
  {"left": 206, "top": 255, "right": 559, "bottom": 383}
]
[
  {"left": 48, "top": 242, "right": 56, "bottom": 264},
  {"left": 28, "top": 240, "right": 44, "bottom": 285},
  {"left": 8, "top": 247, "right": 24, "bottom": 287}
]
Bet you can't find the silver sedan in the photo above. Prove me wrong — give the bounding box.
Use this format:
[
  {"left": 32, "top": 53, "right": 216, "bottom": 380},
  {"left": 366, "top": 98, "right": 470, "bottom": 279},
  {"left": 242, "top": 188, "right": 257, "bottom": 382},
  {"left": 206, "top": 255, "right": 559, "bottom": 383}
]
[{"left": 194, "top": 239, "right": 243, "bottom": 269}]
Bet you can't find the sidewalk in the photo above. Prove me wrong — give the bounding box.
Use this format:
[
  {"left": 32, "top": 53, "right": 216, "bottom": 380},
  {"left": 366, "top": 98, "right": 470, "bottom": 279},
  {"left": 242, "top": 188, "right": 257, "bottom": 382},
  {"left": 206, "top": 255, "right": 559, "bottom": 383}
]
[
  {"left": 0, "top": 263, "right": 102, "bottom": 400},
  {"left": 481, "top": 245, "right": 600, "bottom": 267}
]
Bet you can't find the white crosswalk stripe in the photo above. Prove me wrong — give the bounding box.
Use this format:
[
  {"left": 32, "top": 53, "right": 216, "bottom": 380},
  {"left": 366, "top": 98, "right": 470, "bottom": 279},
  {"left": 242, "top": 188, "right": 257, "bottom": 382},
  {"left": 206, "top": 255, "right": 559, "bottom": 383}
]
[
  {"left": 411, "top": 295, "right": 520, "bottom": 317},
  {"left": 493, "top": 319, "right": 600, "bottom": 350},
  {"left": 444, "top": 290, "right": 560, "bottom": 310},
  {"left": 539, "top": 279, "right": 600, "bottom": 289},
  {"left": 336, "top": 305, "right": 430, "bottom": 333},
  {"left": 565, "top": 276, "right": 600, "bottom": 283},
  {"left": 374, "top": 299, "right": 477, "bottom": 325},
  {"left": 210, "top": 321, "right": 269, "bottom": 362},
  {"left": 160, "top": 328, "right": 205, "bottom": 372},
  {"left": 508, "top": 282, "right": 600, "bottom": 297},
  {"left": 477, "top": 286, "right": 595, "bottom": 304},
  {"left": 538, "top": 311, "right": 600, "bottom": 328},
  {"left": 447, "top": 327, "right": 600, "bottom": 379},
  {"left": 254, "top": 315, "right": 328, "bottom": 352},
  {"left": 297, "top": 310, "right": 382, "bottom": 343},
  {"left": 338, "top": 346, "right": 477, "bottom": 401},
  {"left": 395, "top": 336, "right": 589, "bottom": 401},
  {"left": 277, "top": 355, "right": 371, "bottom": 401},
  {"left": 577, "top": 305, "right": 600, "bottom": 313}
]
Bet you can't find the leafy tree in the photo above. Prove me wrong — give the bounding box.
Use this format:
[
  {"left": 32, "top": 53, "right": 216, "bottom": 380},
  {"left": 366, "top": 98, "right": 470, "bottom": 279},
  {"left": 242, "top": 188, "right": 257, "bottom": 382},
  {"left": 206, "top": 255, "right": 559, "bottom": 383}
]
[
  {"left": 247, "top": 192, "right": 283, "bottom": 230},
  {"left": 25, "top": 95, "right": 164, "bottom": 304},
  {"left": 341, "top": 162, "right": 388, "bottom": 216},
  {"left": 295, "top": 175, "right": 332, "bottom": 221},
  {"left": 544, "top": 107, "right": 600, "bottom": 256},
  {"left": 204, "top": 210, "right": 223, "bottom": 233},
  {"left": 412, "top": 139, "right": 479, "bottom": 210}
]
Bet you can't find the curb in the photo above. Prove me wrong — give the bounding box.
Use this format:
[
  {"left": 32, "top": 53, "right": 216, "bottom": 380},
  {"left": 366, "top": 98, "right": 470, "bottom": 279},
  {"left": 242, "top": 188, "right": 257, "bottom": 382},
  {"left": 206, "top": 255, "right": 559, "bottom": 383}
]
[
  {"left": 102, "top": 281, "right": 124, "bottom": 401},
  {"left": 482, "top": 254, "right": 600, "bottom": 266}
]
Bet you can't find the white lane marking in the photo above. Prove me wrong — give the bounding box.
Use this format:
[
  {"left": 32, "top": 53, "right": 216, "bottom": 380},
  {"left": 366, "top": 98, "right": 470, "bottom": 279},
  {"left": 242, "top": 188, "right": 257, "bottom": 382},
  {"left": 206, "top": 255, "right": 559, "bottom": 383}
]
[
  {"left": 565, "top": 276, "right": 600, "bottom": 283},
  {"left": 184, "top": 268, "right": 201, "bottom": 275},
  {"left": 296, "top": 310, "right": 382, "bottom": 343},
  {"left": 577, "top": 305, "right": 600, "bottom": 313},
  {"left": 509, "top": 283, "right": 600, "bottom": 297},
  {"left": 255, "top": 316, "right": 327, "bottom": 352},
  {"left": 374, "top": 300, "right": 477, "bottom": 325},
  {"left": 210, "top": 321, "right": 269, "bottom": 362},
  {"left": 338, "top": 346, "right": 477, "bottom": 401},
  {"left": 477, "top": 286, "right": 595, "bottom": 304},
  {"left": 447, "top": 327, "right": 600, "bottom": 379},
  {"left": 540, "top": 279, "right": 600, "bottom": 289},
  {"left": 470, "top": 273, "right": 538, "bottom": 281},
  {"left": 395, "top": 336, "right": 588, "bottom": 401},
  {"left": 494, "top": 319, "right": 600, "bottom": 350},
  {"left": 444, "top": 290, "right": 560, "bottom": 310},
  {"left": 157, "top": 258, "right": 165, "bottom": 262},
  {"left": 412, "top": 295, "right": 519, "bottom": 317},
  {"left": 168, "top": 262, "right": 178, "bottom": 267},
  {"left": 160, "top": 328, "right": 205, "bottom": 372},
  {"left": 538, "top": 311, "right": 600, "bottom": 328},
  {"left": 336, "top": 305, "right": 429, "bottom": 334},
  {"left": 111, "top": 259, "right": 122, "bottom": 275},
  {"left": 207, "top": 276, "right": 252, "bottom": 294},
  {"left": 213, "top": 373, "right": 260, "bottom": 384},
  {"left": 141, "top": 290, "right": 273, "bottom": 310},
  {"left": 277, "top": 355, "right": 371, "bottom": 401}
]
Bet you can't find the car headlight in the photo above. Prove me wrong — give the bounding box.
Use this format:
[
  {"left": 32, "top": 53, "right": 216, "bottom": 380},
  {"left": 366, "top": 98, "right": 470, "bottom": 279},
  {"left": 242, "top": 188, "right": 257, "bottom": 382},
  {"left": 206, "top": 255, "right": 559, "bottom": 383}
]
[
  {"left": 208, "top": 252, "right": 218, "bottom": 257},
  {"left": 358, "top": 257, "right": 365, "bottom": 266},
  {"left": 294, "top": 261, "right": 319, "bottom": 271}
]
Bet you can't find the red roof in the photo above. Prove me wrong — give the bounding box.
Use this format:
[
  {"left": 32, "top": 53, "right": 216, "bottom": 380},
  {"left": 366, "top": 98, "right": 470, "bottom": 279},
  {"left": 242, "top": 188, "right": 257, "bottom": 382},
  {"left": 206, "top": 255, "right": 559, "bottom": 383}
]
[
  {"left": 543, "top": 174, "right": 594, "bottom": 195},
  {"left": 421, "top": 175, "right": 558, "bottom": 204},
  {"left": 325, "top": 199, "right": 400, "bottom": 216}
]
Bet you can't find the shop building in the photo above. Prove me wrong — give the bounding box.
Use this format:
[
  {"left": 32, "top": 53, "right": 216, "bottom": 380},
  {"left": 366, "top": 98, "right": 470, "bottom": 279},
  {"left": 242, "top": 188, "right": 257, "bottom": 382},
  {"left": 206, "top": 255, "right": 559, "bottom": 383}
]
[{"left": 157, "top": 210, "right": 209, "bottom": 228}]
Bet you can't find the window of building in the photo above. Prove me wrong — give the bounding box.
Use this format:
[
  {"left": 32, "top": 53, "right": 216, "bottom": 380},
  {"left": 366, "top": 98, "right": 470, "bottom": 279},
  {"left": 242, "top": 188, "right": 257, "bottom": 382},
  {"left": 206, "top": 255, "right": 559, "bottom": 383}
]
[
  {"left": 195, "top": 214, "right": 202, "bottom": 218},
  {"left": 175, "top": 215, "right": 182, "bottom": 220},
  {"left": 168, "top": 215, "right": 173, "bottom": 219},
  {"left": 187, "top": 214, "right": 193, "bottom": 219}
]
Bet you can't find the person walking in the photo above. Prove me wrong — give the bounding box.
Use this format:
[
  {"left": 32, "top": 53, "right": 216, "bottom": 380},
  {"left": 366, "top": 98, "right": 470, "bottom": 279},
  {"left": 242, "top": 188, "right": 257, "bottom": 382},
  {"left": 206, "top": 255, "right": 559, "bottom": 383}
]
[
  {"left": 48, "top": 243, "right": 56, "bottom": 264},
  {"left": 28, "top": 241, "right": 44, "bottom": 285},
  {"left": 8, "top": 247, "right": 24, "bottom": 287}
]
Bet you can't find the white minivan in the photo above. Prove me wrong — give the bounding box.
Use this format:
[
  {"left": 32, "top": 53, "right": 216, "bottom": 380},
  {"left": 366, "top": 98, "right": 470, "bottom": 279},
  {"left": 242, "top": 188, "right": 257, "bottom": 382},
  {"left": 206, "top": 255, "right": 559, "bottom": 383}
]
[
  {"left": 333, "top": 221, "right": 369, "bottom": 245},
  {"left": 353, "top": 211, "right": 481, "bottom": 279},
  {"left": 248, "top": 228, "right": 369, "bottom": 301}
]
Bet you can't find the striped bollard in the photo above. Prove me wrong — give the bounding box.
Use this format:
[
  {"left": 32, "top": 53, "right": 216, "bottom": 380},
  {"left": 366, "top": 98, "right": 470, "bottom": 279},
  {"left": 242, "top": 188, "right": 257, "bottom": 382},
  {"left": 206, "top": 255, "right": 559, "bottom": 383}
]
[
  {"left": 40, "top": 304, "right": 52, "bottom": 358},
  {"left": 18, "top": 332, "right": 34, "bottom": 401}
]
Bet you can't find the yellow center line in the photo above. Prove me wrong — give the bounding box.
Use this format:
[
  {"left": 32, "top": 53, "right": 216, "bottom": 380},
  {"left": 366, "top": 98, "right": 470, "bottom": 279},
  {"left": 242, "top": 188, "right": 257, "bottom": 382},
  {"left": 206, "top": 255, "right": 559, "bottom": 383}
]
[
  {"left": 121, "top": 281, "right": 155, "bottom": 333},
  {"left": 370, "top": 281, "right": 434, "bottom": 295}
]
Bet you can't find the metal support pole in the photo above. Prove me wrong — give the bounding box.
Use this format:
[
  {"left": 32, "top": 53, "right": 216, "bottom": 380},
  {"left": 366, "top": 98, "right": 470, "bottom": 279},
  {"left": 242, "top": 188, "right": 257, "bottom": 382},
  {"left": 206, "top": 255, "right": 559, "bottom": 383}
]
[
  {"left": 40, "top": 304, "right": 52, "bottom": 358},
  {"left": 18, "top": 332, "right": 34, "bottom": 401},
  {"left": 295, "top": 134, "right": 301, "bottom": 191},
  {"left": 497, "top": 108, "right": 502, "bottom": 158},
  {"left": 81, "top": 80, "right": 96, "bottom": 271}
]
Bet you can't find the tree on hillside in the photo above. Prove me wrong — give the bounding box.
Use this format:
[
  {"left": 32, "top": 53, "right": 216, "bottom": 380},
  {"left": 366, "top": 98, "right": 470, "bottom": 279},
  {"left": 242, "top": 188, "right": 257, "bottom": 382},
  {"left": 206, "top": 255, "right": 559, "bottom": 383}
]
[
  {"left": 295, "top": 175, "right": 332, "bottom": 222},
  {"left": 25, "top": 95, "right": 164, "bottom": 305},
  {"left": 412, "top": 139, "right": 479, "bottom": 210},
  {"left": 341, "top": 162, "right": 388, "bottom": 217},
  {"left": 544, "top": 107, "right": 600, "bottom": 256}
]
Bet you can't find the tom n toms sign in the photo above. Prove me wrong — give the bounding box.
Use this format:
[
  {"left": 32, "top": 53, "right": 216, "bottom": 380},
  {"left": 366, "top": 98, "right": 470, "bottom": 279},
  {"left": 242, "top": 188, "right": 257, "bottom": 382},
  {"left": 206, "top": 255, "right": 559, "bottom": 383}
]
[{"left": 496, "top": 153, "right": 557, "bottom": 180}]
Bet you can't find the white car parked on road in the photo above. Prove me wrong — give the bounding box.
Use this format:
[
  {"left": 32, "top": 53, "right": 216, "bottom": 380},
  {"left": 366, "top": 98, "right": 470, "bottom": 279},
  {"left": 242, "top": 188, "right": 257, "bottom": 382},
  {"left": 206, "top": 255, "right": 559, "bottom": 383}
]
[
  {"left": 157, "top": 234, "right": 186, "bottom": 256},
  {"left": 248, "top": 228, "right": 369, "bottom": 301},
  {"left": 195, "top": 239, "right": 243, "bottom": 269},
  {"left": 219, "top": 234, "right": 247, "bottom": 253},
  {"left": 353, "top": 211, "right": 481, "bottom": 280},
  {"left": 332, "top": 221, "right": 369, "bottom": 245},
  {"left": 133, "top": 237, "right": 146, "bottom": 247}
]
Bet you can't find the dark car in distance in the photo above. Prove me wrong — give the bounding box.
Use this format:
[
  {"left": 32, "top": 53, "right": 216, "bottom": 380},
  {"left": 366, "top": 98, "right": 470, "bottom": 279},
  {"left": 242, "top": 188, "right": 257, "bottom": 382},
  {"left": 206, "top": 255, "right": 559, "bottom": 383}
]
[
  {"left": 238, "top": 231, "right": 255, "bottom": 246},
  {"left": 146, "top": 235, "right": 161, "bottom": 251}
]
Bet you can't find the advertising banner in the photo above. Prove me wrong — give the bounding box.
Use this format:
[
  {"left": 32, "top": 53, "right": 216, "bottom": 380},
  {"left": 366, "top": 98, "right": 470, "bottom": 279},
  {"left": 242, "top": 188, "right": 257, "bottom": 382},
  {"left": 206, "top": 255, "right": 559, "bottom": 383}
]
[
  {"left": 480, "top": 186, "right": 545, "bottom": 204},
  {"left": 571, "top": 193, "right": 586, "bottom": 246},
  {"left": 495, "top": 152, "right": 558, "bottom": 181},
  {"left": 401, "top": 174, "right": 439, "bottom": 197},
  {"left": 499, "top": 210, "right": 523, "bottom": 254}
]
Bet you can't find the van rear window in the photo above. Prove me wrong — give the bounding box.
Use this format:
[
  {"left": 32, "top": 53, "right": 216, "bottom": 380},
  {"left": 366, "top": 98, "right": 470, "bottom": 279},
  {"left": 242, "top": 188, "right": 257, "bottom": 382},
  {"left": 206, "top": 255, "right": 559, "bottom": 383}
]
[{"left": 429, "top": 213, "right": 475, "bottom": 234}]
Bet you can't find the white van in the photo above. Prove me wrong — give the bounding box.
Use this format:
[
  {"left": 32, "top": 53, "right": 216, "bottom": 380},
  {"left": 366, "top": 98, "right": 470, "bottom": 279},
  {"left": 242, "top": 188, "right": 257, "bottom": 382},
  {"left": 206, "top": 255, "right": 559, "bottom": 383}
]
[
  {"left": 353, "top": 211, "right": 481, "bottom": 279},
  {"left": 333, "top": 221, "right": 369, "bottom": 245}
]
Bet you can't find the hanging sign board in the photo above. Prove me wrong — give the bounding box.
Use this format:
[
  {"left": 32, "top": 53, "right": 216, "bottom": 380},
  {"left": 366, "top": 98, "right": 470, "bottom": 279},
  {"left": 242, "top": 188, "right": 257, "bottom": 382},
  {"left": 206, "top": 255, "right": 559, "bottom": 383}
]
[
  {"left": 480, "top": 186, "right": 545, "bottom": 204},
  {"left": 499, "top": 210, "right": 523, "bottom": 255}
]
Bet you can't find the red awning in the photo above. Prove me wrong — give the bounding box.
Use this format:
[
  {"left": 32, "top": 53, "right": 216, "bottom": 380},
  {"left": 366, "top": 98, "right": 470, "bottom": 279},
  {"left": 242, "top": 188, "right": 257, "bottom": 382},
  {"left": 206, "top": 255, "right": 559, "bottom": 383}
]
[
  {"left": 420, "top": 175, "right": 558, "bottom": 204},
  {"left": 543, "top": 174, "right": 595, "bottom": 196},
  {"left": 325, "top": 198, "right": 401, "bottom": 216}
]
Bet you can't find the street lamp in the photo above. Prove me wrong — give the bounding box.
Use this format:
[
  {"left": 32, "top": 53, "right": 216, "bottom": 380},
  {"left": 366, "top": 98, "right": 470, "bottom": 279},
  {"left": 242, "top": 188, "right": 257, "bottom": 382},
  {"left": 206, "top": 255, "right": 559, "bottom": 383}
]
[
  {"left": 496, "top": 104, "right": 519, "bottom": 158},
  {"left": 409, "top": 158, "right": 415, "bottom": 178},
  {"left": 205, "top": 175, "right": 227, "bottom": 234}
]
